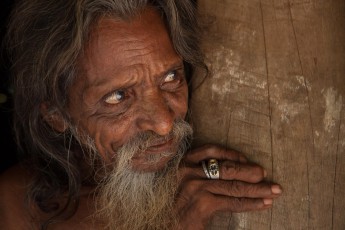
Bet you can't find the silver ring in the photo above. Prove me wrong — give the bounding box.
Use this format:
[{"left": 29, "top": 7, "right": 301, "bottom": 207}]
[
  {"left": 208, "top": 159, "right": 220, "bottom": 179},
  {"left": 202, "top": 160, "right": 211, "bottom": 179}
]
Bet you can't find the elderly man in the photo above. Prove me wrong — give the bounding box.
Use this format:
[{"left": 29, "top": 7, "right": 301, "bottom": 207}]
[{"left": 0, "top": 0, "right": 282, "bottom": 229}]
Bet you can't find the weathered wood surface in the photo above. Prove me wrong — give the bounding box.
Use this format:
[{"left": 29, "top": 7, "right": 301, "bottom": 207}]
[{"left": 190, "top": 0, "right": 345, "bottom": 229}]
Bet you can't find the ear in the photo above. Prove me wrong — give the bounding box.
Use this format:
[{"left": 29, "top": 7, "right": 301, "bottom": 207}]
[{"left": 40, "top": 103, "right": 68, "bottom": 133}]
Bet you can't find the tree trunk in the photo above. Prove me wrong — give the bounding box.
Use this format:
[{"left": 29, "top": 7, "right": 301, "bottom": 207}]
[{"left": 190, "top": 0, "right": 345, "bottom": 229}]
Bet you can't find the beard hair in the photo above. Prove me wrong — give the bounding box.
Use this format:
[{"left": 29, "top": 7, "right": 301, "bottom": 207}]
[{"left": 87, "top": 118, "right": 193, "bottom": 230}]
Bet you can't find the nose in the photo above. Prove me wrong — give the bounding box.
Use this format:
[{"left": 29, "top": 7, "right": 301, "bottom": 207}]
[{"left": 136, "top": 89, "right": 174, "bottom": 136}]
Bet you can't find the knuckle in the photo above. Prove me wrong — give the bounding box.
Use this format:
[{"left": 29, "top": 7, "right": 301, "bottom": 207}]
[
  {"left": 222, "top": 161, "right": 241, "bottom": 179},
  {"left": 228, "top": 181, "right": 268, "bottom": 198},
  {"left": 227, "top": 181, "right": 246, "bottom": 196},
  {"left": 204, "top": 144, "right": 220, "bottom": 154},
  {"left": 249, "top": 165, "right": 265, "bottom": 182},
  {"left": 203, "top": 143, "right": 217, "bottom": 149},
  {"left": 231, "top": 198, "right": 264, "bottom": 212},
  {"left": 228, "top": 197, "right": 249, "bottom": 212}
]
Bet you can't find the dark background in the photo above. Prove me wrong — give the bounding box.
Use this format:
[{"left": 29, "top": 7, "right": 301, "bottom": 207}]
[{"left": 0, "top": 0, "right": 16, "bottom": 173}]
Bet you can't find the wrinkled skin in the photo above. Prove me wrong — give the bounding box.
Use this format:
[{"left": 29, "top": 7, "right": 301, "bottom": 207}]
[
  {"left": 66, "top": 8, "right": 188, "bottom": 172},
  {"left": 177, "top": 145, "right": 281, "bottom": 229},
  {"left": 46, "top": 7, "right": 282, "bottom": 229},
  {"left": 64, "top": 7, "right": 281, "bottom": 229}
]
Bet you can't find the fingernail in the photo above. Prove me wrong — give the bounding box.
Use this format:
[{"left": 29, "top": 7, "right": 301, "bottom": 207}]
[
  {"left": 271, "top": 185, "right": 282, "bottom": 194},
  {"left": 263, "top": 170, "right": 268, "bottom": 178},
  {"left": 263, "top": 198, "right": 273, "bottom": 205}
]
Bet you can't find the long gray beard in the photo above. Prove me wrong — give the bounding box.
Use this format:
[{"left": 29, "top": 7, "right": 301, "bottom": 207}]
[{"left": 94, "top": 119, "right": 193, "bottom": 230}]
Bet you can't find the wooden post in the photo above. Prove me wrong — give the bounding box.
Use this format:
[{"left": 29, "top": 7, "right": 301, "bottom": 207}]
[{"left": 190, "top": 0, "right": 345, "bottom": 229}]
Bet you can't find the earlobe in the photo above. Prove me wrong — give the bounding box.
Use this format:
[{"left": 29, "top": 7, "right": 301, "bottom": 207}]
[{"left": 40, "top": 103, "right": 68, "bottom": 133}]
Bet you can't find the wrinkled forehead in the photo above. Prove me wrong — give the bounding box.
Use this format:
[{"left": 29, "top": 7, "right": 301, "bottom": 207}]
[
  {"left": 89, "top": 12, "right": 168, "bottom": 58},
  {"left": 69, "top": 7, "right": 182, "bottom": 102},
  {"left": 88, "top": 7, "right": 166, "bottom": 47}
]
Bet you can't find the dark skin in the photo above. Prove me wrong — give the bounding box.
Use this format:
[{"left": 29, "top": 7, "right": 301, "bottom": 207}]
[
  {"left": 0, "top": 7, "right": 281, "bottom": 230},
  {"left": 66, "top": 11, "right": 188, "bottom": 172}
]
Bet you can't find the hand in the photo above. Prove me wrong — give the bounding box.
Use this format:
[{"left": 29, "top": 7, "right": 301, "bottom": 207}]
[{"left": 175, "top": 144, "right": 282, "bottom": 230}]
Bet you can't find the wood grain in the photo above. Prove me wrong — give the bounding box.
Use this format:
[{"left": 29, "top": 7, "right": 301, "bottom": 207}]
[{"left": 191, "top": 0, "right": 345, "bottom": 229}]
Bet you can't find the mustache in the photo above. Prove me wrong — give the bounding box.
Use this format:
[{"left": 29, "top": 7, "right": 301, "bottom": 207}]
[
  {"left": 131, "top": 131, "right": 174, "bottom": 151},
  {"left": 116, "top": 118, "right": 192, "bottom": 154},
  {"left": 70, "top": 117, "right": 193, "bottom": 173},
  {"left": 113, "top": 118, "right": 193, "bottom": 169}
]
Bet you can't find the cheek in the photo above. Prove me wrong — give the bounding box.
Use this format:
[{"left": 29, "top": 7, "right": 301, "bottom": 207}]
[
  {"left": 168, "top": 86, "right": 189, "bottom": 118},
  {"left": 80, "top": 115, "right": 136, "bottom": 161}
]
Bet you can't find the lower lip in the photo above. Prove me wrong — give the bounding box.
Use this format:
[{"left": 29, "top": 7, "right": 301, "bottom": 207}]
[{"left": 145, "top": 138, "right": 174, "bottom": 152}]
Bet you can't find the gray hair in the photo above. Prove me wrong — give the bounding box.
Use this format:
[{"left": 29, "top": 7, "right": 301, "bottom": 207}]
[{"left": 6, "top": 0, "right": 205, "bottom": 228}]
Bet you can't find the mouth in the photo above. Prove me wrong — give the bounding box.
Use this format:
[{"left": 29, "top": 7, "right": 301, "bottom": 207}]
[
  {"left": 131, "top": 137, "right": 176, "bottom": 172},
  {"left": 144, "top": 137, "right": 174, "bottom": 152}
]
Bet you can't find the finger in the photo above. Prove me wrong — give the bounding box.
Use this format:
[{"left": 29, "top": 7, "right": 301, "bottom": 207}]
[
  {"left": 184, "top": 144, "right": 247, "bottom": 164},
  {"left": 190, "top": 193, "right": 272, "bottom": 219},
  {"left": 220, "top": 161, "right": 266, "bottom": 183},
  {"left": 178, "top": 179, "right": 282, "bottom": 202},
  {"left": 180, "top": 160, "right": 266, "bottom": 183},
  {"left": 203, "top": 180, "right": 282, "bottom": 199},
  {"left": 213, "top": 196, "right": 273, "bottom": 213}
]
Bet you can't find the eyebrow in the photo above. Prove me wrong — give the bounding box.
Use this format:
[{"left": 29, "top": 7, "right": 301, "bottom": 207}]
[
  {"left": 81, "top": 58, "right": 184, "bottom": 101},
  {"left": 161, "top": 60, "right": 185, "bottom": 75}
]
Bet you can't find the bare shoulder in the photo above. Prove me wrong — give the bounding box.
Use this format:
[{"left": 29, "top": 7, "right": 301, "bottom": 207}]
[
  {"left": 0, "top": 164, "right": 100, "bottom": 229},
  {"left": 0, "top": 163, "right": 31, "bottom": 198},
  {"left": 0, "top": 163, "right": 37, "bottom": 229},
  {"left": 0, "top": 163, "right": 30, "bottom": 208}
]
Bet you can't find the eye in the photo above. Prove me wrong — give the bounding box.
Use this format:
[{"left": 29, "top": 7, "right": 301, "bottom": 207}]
[
  {"left": 160, "top": 69, "right": 185, "bottom": 91},
  {"left": 104, "top": 90, "right": 126, "bottom": 105},
  {"left": 164, "top": 71, "right": 177, "bottom": 83}
]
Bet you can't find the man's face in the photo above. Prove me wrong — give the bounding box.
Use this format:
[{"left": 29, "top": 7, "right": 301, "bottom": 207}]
[{"left": 66, "top": 8, "right": 188, "bottom": 172}]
